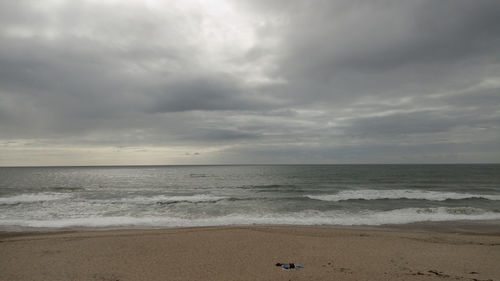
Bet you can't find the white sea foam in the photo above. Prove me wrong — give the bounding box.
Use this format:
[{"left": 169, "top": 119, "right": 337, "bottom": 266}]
[
  {"left": 305, "top": 189, "right": 500, "bottom": 202},
  {"left": 1, "top": 207, "right": 499, "bottom": 228},
  {"left": 0, "top": 193, "right": 71, "bottom": 205},
  {"left": 116, "top": 194, "right": 228, "bottom": 204}
]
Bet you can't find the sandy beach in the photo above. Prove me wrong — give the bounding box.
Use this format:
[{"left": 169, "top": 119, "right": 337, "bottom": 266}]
[{"left": 1, "top": 225, "right": 499, "bottom": 281}]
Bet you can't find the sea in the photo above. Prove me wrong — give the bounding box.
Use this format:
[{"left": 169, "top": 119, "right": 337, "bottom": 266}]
[{"left": 1, "top": 165, "right": 500, "bottom": 229}]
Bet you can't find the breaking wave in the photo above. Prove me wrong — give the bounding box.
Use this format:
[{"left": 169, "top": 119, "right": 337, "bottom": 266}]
[
  {"left": 305, "top": 189, "right": 500, "bottom": 202},
  {"left": 1, "top": 207, "right": 499, "bottom": 228}
]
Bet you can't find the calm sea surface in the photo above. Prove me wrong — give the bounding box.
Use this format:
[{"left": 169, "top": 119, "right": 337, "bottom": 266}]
[{"left": 1, "top": 165, "right": 499, "bottom": 229}]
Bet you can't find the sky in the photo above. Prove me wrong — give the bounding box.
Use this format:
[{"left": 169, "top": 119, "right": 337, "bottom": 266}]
[{"left": 0, "top": 0, "right": 499, "bottom": 166}]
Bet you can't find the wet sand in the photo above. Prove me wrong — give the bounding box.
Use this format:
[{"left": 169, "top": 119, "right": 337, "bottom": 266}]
[{"left": 1, "top": 225, "right": 499, "bottom": 281}]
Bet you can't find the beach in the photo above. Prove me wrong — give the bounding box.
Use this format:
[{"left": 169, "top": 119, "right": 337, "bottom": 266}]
[
  {"left": 2, "top": 166, "right": 500, "bottom": 280},
  {"left": 1, "top": 225, "right": 499, "bottom": 281}
]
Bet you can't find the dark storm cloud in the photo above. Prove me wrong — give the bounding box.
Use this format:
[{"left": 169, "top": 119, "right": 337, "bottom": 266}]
[
  {"left": 243, "top": 0, "right": 500, "bottom": 105},
  {"left": 148, "top": 74, "right": 275, "bottom": 112},
  {"left": 1, "top": 0, "right": 499, "bottom": 164},
  {"left": 0, "top": 1, "right": 275, "bottom": 140},
  {"left": 262, "top": 0, "right": 500, "bottom": 69}
]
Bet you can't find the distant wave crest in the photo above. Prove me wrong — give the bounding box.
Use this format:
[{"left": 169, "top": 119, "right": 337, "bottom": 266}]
[
  {"left": 116, "top": 194, "right": 228, "bottom": 205},
  {"left": 0, "top": 193, "right": 71, "bottom": 205},
  {"left": 305, "top": 189, "right": 500, "bottom": 202}
]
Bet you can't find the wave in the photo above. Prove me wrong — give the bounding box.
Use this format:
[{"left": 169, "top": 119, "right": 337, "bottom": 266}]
[
  {"left": 190, "top": 174, "right": 209, "bottom": 178},
  {"left": 305, "top": 189, "right": 500, "bottom": 202},
  {"left": 116, "top": 194, "right": 228, "bottom": 205},
  {"left": 2, "top": 207, "right": 499, "bottom": 228},
  {"left": 0, "top": 193, "right": 71, "bottom": 205}
]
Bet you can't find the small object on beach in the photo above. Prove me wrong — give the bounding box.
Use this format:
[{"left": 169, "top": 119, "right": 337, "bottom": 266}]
[{"left": 280, "top": 263, "right": 304, "bottom": 270}]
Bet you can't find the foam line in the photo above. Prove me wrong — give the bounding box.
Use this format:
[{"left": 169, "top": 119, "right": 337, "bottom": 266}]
[
  {"left": 1, "top": 207, "right": 499, "bottom": 228},
  {"left": 305, "top": 189, "right": 500, "bottom": 202}
]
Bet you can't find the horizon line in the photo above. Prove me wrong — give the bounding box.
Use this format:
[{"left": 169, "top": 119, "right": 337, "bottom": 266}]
[{"left": 1, "top": 163, "right": 499, "bottom": 168}]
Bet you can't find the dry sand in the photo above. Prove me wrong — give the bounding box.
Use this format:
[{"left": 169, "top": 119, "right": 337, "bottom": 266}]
[{"left": 1, "top": 226, "right": 499, "bottom": 281}]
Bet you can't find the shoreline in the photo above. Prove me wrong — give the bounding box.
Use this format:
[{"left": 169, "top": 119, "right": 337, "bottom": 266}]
[
  {"left": 2, "top": 219, "right": 500, "bottom": 236},
  {"left": 1, "top": 225, "right": 499, "bottom": 281}
]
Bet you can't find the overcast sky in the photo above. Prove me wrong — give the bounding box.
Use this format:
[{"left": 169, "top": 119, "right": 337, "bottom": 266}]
[{"left": 1, "top": 0, "right": 499, "bottom": 166}]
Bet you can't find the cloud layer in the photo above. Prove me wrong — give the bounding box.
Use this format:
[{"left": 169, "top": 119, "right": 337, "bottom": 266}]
[{"left": 1, "top": 0, "right": 499, "bottom": 165}]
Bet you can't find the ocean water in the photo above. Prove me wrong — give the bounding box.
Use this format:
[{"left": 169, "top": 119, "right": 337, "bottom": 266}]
[{"left": 1, "top": 165, "right": 499, "bottom": 229}]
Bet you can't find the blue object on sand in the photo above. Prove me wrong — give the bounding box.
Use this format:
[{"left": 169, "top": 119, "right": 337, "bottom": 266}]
[{"left": 282, "top": 264, "right": 304, "bottom": 270}]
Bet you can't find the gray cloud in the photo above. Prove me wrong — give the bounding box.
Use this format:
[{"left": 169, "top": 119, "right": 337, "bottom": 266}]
[
  {"left": 183, "top": 128, "right": 262, "bottom": 142},
  {"left": 148, "top": 74, "right": 275, "bottom": 112},
  {"left": 252, "top": 0, "right": 500, "bottom": 105},
  {"left": 346, "top": 111, "right": 459, "bottom": 137},
  {"left": 0, "top": 0, "right": 499, "bottom": 165}
]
